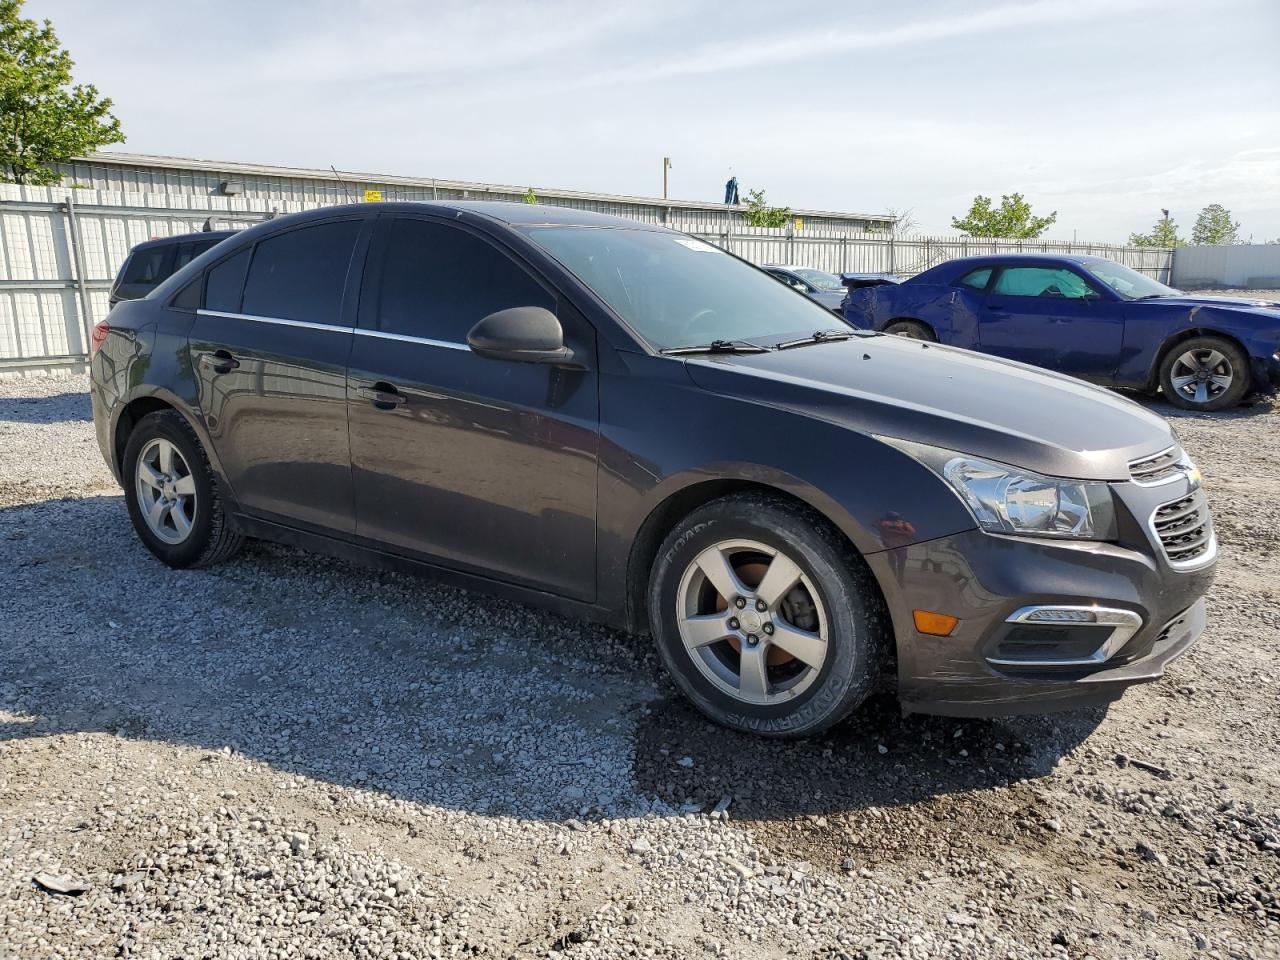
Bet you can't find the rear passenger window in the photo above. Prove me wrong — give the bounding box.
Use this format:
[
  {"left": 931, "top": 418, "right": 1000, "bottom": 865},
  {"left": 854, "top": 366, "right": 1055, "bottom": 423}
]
[
  {"left": 171, "top": 278, "right": 201, "bottom": 311},
  {"left": 204, "top": 248, "right": 250, "bottom": 313},
  {"left": 120, "top": 247, "right": 168, "bottom": 285},
  {"left": 957, "top": 268, "right": 991, "bottom": 291},
  {"left": 241, "top": 220, "right": 362, "bottom": 325},
  {"left": 376, "top": 218, "right": 553, "bottom": 341}
]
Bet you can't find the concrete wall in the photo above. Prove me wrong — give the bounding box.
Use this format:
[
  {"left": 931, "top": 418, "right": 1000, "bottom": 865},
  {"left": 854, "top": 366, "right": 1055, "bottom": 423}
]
[{"left": 1172, "top": 244, "right": 1280, "bottom": 289}]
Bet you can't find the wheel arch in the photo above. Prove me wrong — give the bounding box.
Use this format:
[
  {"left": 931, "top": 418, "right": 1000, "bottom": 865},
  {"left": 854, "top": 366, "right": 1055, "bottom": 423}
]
[
  {"left": 112, "top": 390, "right": 209, "bottom": 479},
  {"left": 1148, "top": 327, "right": 1251, "bottom": 390},
  {"left": 885, "top": 316, "right": 936, "bottom": 337},
  {"left": 623, "top": 478, "right": 885, "bottom": 637}
]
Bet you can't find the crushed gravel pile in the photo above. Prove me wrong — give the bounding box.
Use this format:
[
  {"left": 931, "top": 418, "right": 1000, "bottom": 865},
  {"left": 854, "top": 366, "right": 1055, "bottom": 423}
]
[{"left": 1, "top": 370, "right": 1276, "bottom": 959}]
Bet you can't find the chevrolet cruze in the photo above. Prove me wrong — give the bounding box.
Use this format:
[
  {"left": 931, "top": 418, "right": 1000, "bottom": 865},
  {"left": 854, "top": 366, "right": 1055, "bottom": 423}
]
[{"left": 90, "top": 202, "right": 1216, "bottom": 737}]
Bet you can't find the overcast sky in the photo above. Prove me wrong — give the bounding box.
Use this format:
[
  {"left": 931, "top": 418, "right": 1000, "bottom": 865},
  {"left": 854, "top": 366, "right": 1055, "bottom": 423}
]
[{"left": 30, "top": 0, "right": 1280, "bottom": 242}]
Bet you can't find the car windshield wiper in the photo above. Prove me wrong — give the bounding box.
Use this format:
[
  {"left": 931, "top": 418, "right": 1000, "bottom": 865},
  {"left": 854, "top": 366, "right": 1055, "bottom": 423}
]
[
  {"left": 659, "top": 339, "right": 770, "bottom": 356},
  {"left": 774, "top": 329, "right": 854, "bottom": 350},
  {"left": 1132, "top": 293, "right": 1172, "bottom": 301}
]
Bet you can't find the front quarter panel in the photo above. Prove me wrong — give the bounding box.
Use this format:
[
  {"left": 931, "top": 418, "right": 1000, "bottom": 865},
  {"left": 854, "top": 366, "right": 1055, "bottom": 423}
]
[
  {"left": 1117, "top": 301, "right": 1280, "bottom": 390},
  {"left": 594, "top": 352, "right": 978, "bottom": 616}
]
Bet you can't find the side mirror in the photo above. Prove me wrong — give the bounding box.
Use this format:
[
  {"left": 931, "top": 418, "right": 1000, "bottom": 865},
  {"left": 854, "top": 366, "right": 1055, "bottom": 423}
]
[{"left": 467, "top": 306, "right": 578, "bottom": 366}]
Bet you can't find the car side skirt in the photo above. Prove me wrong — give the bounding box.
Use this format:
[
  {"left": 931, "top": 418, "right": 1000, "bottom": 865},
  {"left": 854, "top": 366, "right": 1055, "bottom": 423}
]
[{"left": 233, "top": 513, "right": 622, "bottom": 630}]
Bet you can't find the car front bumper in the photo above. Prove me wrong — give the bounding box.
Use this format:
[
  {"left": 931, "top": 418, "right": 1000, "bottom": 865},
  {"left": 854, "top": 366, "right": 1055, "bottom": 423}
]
[{"left": 867, "top": 490, "right": 1215, "bottom": 717}]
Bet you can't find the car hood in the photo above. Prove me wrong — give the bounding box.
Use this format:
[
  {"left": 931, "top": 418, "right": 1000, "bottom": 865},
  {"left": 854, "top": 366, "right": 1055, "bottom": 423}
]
[{"left": 684, "top": 335, "right": 1175, "bottom": 481}]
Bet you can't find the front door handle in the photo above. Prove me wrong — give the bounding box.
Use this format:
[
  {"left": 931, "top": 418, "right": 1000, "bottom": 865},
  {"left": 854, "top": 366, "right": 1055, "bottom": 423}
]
[
  {"left": 198, "top": 350, "right": 239, "bottom": 374},
  {"left": 357, "top": 383, "right": 407, "bottom": 410}
]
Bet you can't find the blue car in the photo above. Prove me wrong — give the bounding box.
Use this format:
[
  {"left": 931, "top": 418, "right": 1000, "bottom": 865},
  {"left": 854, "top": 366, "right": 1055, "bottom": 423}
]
[{"left": 844, "top": 254, "right": 1280, "bottom": 410}]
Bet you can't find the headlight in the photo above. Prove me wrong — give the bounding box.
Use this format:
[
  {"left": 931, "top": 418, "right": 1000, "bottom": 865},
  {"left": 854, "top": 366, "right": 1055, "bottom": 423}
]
[{"left": 881, "top": 439, "right": 1117, "bottom": 541}]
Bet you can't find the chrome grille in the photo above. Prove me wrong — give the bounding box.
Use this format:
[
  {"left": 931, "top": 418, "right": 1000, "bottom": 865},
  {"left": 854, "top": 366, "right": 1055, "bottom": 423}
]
[
  {"left": 1129, "top": 446, "right": 1184, "bottom": 485},
  {"left": 1151, "top": 490, "right": 1214, "bottom": 567}
]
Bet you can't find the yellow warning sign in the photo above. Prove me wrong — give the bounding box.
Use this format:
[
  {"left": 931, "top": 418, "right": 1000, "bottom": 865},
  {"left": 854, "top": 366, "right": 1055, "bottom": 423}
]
[
  {"left": 364, "top": 189, "right": 383, "bottom": 202},
  {"left": 794, "top": 216, "right": 804, "bottom": 231}
]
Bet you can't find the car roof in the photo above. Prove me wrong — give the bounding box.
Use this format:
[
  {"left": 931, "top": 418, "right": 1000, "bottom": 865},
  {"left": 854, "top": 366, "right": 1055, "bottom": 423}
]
[
  {"left": 132, "top": 229, "right": 236, "bottom": 251},
  {"left": 913, "top": 252, "right": 1115, "bottom": 282},
  {"left": 935, "top": 252, "right": 1110, "bottom": 267}
]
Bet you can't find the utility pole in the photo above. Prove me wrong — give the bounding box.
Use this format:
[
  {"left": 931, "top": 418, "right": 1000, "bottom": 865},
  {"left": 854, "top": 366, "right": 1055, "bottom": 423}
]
[{"left": 662, "top": 157, "right": 672, "bottom": 199}]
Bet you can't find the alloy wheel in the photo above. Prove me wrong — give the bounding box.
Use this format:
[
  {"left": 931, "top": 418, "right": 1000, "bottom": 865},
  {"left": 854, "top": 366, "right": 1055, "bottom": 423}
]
[
  {"left": 1169, "top": 348, "right": 1234, "bottom": 405},
  {"left": 675, "top": 539, "right": 829, "bottom": 705},
  {"left": 135, "top": 438, "right": 198, "bottom": 545}
]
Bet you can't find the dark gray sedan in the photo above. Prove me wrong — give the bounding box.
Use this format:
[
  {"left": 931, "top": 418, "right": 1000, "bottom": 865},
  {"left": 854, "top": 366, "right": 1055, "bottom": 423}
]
[{"left": 89, "top": 202, "right": 1214, "bottom": 737}]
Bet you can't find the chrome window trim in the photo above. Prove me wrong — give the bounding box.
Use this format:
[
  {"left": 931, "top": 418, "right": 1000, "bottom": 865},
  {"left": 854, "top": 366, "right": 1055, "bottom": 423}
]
[
  {"left": 987, "top": 605, "right": 1143, "bottom": 668},
  {"left": 194, "top": 310, "right": 472, "bottom": 352},
  {"left": 196, "top": 309, "right": 353, "bottom": 333},
  {"left": 353, "top": 329, "right": 470, "bottom": 351}
]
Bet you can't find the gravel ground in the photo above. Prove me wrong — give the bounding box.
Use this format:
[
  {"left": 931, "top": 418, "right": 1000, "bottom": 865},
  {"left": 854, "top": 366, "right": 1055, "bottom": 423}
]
[{"left": 1, "top": 360, "right": 1278, "bottom": 958}]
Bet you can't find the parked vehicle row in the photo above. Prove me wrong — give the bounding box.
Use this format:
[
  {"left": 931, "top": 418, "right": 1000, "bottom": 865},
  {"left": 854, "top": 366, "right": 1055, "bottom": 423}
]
[{"left": 93, "top": 202, "right": 1215, "bottom": 737}]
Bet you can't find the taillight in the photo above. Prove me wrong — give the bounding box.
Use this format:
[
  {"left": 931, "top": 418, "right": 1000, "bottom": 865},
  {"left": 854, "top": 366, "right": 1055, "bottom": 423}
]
[{"left": 90, "top": 319, "right": 110, "bottom": 355}]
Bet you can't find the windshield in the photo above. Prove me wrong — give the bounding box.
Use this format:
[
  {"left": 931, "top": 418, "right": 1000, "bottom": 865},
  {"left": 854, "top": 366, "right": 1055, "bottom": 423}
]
[
  {"left": 1086, "top": 260, "right": 1180, "bottom": 300},
  {"left": 524, "top": 227, "right": 846, "bottom": 350},
  {"left": 792, "top": 268, "right": 844, "bottom": 291}
]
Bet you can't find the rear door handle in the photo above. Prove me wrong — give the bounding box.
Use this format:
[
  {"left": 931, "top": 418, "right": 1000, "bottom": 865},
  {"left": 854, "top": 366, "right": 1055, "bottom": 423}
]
[
  {"left": 357, "top": 383, "right": 407, "bottom": 410},
  {"left": 198, "top": 350, "right": 239, "bottom": 374}
]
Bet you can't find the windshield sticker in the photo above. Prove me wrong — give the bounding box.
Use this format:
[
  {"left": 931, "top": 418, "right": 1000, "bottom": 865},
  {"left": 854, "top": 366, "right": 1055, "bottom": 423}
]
[{"left": 671, "top": 237, "right": 717, "bottom": 252}]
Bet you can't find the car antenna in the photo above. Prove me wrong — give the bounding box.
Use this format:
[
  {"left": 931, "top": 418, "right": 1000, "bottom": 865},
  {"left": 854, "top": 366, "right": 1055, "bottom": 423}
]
[{"left": 330, "top": 165, "right": 358, "bottom": 204}]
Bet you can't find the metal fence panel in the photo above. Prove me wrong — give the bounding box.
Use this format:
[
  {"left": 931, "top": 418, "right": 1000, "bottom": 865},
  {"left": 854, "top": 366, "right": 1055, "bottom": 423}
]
[
  {"left": 1, "top": 184, "right": 1174, "bottom": 373},
  {"left": 1172, "top": 244, "right": 1280, "bottom": 289}
]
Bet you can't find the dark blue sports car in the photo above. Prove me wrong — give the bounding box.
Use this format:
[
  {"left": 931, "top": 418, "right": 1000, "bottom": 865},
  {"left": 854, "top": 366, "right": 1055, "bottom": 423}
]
[{"left": 843, "top": 254, "right": 1280, "bottom": 410}]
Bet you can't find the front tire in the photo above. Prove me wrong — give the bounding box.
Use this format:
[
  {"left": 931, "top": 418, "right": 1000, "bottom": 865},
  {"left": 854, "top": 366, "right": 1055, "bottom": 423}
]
[
  {"left": 122, "top": 410, "right": 244, "bottom": 568},
  {"left": 647, "top": 494, "right": 889, "bottom": 738},
  {"left": 1158, "top": 336, "right": 1250, "bottom": 410}
]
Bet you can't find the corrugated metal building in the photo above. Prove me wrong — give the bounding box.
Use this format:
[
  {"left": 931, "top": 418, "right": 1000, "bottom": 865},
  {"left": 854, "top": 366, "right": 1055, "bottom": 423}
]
[{"left": 52, "top": 152, "right": 894, "bottom": 235}]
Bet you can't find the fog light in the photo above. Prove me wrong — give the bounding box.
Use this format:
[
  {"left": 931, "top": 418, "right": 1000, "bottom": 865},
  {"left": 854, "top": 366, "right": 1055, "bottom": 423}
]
[{"left": 913, "top": 610, "right": 959, "bottom": 636}]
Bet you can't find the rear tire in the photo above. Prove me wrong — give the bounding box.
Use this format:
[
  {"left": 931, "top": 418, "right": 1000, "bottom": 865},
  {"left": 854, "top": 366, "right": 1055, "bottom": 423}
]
[
  {"left": 647, "top": 493, "right": 889, "bottom": 738},
  {"left": 122, "top": 410, "right": 244, "bottom": 568},
  {"left": 883, "top": 319, "right": 935, "bottom": 341},
  {"left": 1158, "top": 336, "right": 1250, "bottom": 410}
]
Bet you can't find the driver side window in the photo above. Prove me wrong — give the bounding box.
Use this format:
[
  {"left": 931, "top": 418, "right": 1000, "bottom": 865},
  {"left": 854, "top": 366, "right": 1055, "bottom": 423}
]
[
  {"left": 992, "top": 266, "right": 1095, "bottom": 300},
  {"left": 376, "top": 218, "right": 555, "bottom": 341}
]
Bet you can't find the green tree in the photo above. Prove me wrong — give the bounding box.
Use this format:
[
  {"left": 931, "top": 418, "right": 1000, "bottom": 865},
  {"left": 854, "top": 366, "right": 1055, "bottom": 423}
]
[
  {"left": 742, "top": 188, "right": 791, "bottom": 228},
  {"left": 950, "top": 193, "right": 1057, "bottom": 239},
  {"left": 1129, "top": 214, "right": 1183, "bottom": 247},
  {"left": 1191, "top": 203, "right": 1240, "bottom": 245},
  {"left": 522, "top": 186, "right": 538, "bottom": 204},
  {"left": 0, "top": 0, "right": 123, "bottom": 185}
]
